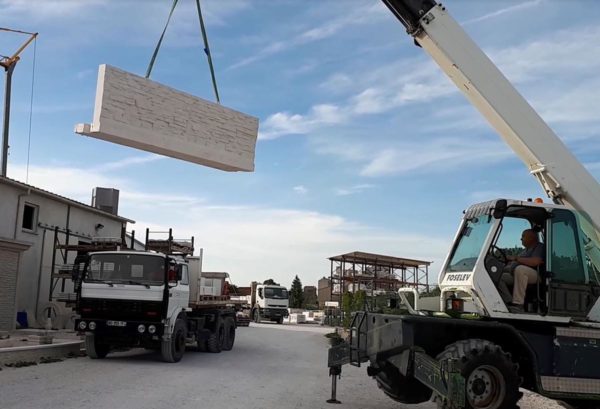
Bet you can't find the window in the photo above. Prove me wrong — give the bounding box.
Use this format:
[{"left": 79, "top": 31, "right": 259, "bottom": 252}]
[
  {"left": 494, "top": 216, "right": 533, "bottom": 257},
  {"left": 180, "top": 265, "right": 189, "bottom": 285},
  {"left": 446, "top": 216, "right": 493, "bottom": 273},
  {"left": 86, "top": 253, "right": 165, "bottom": 284},
  {"left": 22, "top": 203, "right": 38, "bottom": 232},
  {"left": 550, "top": 210, "right": 586, "bottom": 284}
]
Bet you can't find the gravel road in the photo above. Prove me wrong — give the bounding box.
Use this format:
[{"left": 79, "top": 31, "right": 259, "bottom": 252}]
[{"left": 0, "top": 323, "right": 564, "bottom": 409}]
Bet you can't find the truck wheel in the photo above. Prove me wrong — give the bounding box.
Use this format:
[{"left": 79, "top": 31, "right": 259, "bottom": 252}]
[
  {"left": 253, "top": 309, "right": 260, "bottom": 323},
  {"left": 161, "top": 319, "right": 186, "bottom": 363},
  {"left": 435, "top": 339, "right": 521, "bottom": 409},
  {"left": 207, "top": 320, "right": 224, "bottom": 353},
  {"left": 277, "top": 316, "right": 284, "bottom": 324},
  {"left": 222, "top": 317, "right": 236, "bottom": 351},
  {"left": 85, "top": 334, "right": 109, "bottom": 359}
]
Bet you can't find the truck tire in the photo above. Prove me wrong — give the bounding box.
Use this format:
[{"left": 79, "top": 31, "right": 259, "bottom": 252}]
[
  {"left": 85, "top": 334, "right": 109, "bottom": 359},
  {"left": 253, "top": 309, "right": 261, "bottom": 323},
  {"left": 222, "top": 317, "right": 236, "bottom": 351},
  {"left": 161, "top": 319, "right": 186, "bottom": 363},
  {"left": 207, "top": 320, "right": 224, "bottom": 353},
  {"left": 277, "top": 316, "right": 284, "bottom": 324},
  {"left": 435, "top": 339, "right": 521, "bottom": 409}
]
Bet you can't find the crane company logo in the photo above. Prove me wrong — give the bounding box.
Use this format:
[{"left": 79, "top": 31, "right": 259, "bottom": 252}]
[{"left": 445, "top": 273, "right": 471, "bottom": 282}]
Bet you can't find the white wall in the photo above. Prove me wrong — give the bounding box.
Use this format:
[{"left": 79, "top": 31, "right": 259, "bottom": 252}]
[{"left": 0, "top": 181, "right": 126, "bottom": 327}]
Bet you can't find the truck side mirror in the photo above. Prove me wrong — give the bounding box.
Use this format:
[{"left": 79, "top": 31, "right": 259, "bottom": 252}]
[
  {"left": 176, "top": 265, "right": 183, "bottom": 281},
  {"left": 493, "top": 199, "right": 507, "bottom": 219},
  {"left": 258, "top": 288, "right": 263, "bottom": 299}
]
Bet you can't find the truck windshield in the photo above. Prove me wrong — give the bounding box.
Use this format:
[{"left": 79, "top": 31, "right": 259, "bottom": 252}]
[
  {"left": 85, "top": 254, "right": 165, "bottom": 285},
  {"left": 265, "top": 287, "right": 288, "bottom": 299},
  {"left": 446, "top": 216, "right": 493, "bottom": 273}
]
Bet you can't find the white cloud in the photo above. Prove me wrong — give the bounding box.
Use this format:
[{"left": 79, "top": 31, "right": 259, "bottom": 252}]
[
  {"left": 228, "top": 2, "right": 386, "bottom": 70},
  {"left": 462, "top": 0, "right": 544, "bottom": 25},
  {"left": 76, "top": 69, "right": 94, "bottom": 80},
  {"left": 10, "top": 164, "right": 128, "bottom": 203},
  {"left": 92, "top": 154, "right": 164, "bottom": 172},
  {"left": 490, "top": 26, "right": 600, "bottom": 84},
  {"left": 7, "top": 162, "right": 449, "bottom": 286},
  {"left": 335, "top": 184, "right": 376, "bottom": 196},
  {"left": 259, "top": 104, "right": 347, "bottom": 140},
  {"left": 0, "top": 0, "right": 107, "bottom": 18},
  {"left": 360, "top": 138, "right": 512, "bottom": 177},
  {"left": 320, "top": 73, "right": 353, "bottom": 93},
  {"left": 293, "top": 185, "right": 308, "bottom": 195},
  {"left": 133, "top": 204, "right": 448, "bottom": 287}
]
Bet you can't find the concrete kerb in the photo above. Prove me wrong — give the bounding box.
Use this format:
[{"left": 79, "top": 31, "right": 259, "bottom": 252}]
[{"left": 0, "top": 330, "right": 84, "bottom": 366}]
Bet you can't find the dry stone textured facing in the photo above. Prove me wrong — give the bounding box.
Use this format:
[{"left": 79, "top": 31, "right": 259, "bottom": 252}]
[{"left": 76, "top": 64, "right": 258, "bottom": 172}]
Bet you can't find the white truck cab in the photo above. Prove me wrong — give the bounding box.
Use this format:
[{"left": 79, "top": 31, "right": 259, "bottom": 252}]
[{"left": 251, "top": 282, "right": 289, "bottom": 324}]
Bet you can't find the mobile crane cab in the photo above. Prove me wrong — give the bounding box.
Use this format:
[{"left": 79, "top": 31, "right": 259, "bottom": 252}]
[{"left": 443, "top": 198, "right": 600, "bottom": 321}]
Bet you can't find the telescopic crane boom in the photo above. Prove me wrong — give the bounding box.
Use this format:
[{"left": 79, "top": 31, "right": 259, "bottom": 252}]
[{"left": 381, "top": 0, "right": 600, "bottom": 271}]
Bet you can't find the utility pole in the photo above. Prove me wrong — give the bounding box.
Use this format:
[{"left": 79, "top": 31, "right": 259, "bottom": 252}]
[{"left": 0, "top": 28, "right": 38, "bottom": 177}]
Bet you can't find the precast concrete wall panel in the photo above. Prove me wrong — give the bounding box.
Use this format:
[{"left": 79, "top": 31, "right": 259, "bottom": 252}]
[{"left": 75, "top": 65, "right": 258, "bottom": 172}]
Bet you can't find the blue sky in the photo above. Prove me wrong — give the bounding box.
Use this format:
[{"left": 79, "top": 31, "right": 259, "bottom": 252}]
[{"left": 2, "top": 0, "right": 600, "bottom": 289}]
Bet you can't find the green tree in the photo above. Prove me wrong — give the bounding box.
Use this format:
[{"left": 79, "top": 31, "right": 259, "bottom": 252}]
[
  {"left": 342, "top": 292, "right": 354, "bottom": 328},
  {"left": 341, "top": 290, "right": 367, "bottom": 328},
  {"left": 289, "top": 275, "right": 304, "bottom": 308},
  {"left": 263, "top": 278, "right": 279, "bottom": 285},
  {"left": 353, "top": 290, "right": 366, "bottom": 312}
]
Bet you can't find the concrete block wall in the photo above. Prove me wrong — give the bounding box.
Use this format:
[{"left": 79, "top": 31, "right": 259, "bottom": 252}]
[{"left": 76, "top": 64, "right": 258, "bottom": 172}]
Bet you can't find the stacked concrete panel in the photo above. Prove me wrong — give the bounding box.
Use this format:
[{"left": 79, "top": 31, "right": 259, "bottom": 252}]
[{"left": 76, "top": 65, "right": 258, "bottom": 172}]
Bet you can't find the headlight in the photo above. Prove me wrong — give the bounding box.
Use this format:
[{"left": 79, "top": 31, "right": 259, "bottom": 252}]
[
  {"left": 137, "top": 324, "right": 146, "bottom": 333},
  {"left": 88, "top": 321, "right": 97, "bottom": 330},
  {"left": 79, "top": 321, "right": 87, "bottom": 330},
  {"left": 148, "top": 325, "right": 156, "bottom": 334}
]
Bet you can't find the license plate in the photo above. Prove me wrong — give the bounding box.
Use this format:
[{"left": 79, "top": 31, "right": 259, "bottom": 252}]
[{"left": 106, "top": 320, "right": 127, "bottom": 327}]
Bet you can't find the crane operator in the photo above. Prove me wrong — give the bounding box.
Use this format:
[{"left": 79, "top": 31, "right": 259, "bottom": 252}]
[{"left": 498, "top": 229, "right": 545, "bottom": 313}]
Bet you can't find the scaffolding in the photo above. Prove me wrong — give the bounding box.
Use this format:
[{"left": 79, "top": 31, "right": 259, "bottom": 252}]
[
  {"left": 48, "top": 225, "right": 127, "bottom": 306},
  {"left": 144, "top": 228, "right": 194, "bottom": 256},
  {"left": 328, "top": 251, "right": 431, "bottom": 303}
]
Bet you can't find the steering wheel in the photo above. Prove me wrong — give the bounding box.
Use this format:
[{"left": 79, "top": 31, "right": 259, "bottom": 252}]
[{"left": 490, "top": 245, "right": 508, "bottom": 263}]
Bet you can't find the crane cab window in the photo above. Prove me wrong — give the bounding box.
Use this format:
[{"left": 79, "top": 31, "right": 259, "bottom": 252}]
[
  {"left": 549, "top": 210, "right": 586, "bottom": 284},
  {"left": 493, "top": 217, "right": 534, "bottom": 257}
]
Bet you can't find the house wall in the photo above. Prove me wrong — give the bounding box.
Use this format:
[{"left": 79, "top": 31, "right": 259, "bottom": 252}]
[{"left": 0, "top": 182, "right": 126, "bottom": 328}]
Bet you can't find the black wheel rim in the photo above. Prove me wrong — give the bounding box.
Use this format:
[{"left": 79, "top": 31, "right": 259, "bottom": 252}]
[{"left": 466, "top": 365, "right": 506, "bottom": 409}]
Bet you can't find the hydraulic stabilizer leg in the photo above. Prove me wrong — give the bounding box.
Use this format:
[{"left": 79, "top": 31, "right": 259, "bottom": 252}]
[{"left": 327, "top": 365, "right": 342, "bottom": 404}]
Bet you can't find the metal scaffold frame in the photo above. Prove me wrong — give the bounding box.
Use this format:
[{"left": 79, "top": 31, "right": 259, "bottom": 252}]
[{"left": 328, "top": 251, "right": 431, "bottom": 303}]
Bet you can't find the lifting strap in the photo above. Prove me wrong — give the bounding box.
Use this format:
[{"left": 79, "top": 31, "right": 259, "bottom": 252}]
[
  {"left": 145, "top": 0, "right": 179, "bottom": 79},
  {"left": 195, "top": 0, "right": 220, "bottom": 104},
  {"left": 145, "top": 0, "right": 221, "bottom": 104}
]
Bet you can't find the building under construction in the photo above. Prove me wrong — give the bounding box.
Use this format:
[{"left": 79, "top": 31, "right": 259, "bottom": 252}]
[{"left": 328, "top": 251, "right": 431, "bottom": 302}]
